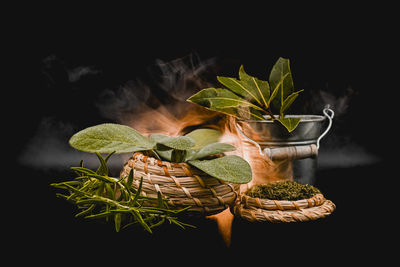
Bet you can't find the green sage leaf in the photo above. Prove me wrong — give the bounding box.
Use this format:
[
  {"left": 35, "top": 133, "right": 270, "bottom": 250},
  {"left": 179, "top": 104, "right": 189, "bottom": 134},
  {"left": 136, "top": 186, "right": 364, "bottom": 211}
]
[
  {"left": 187, "top": 142, "right": 236, "bottom": 160},
  {"left": 187, "top": 88, "right": 265, "bottom": 120},
  {"left": 69, "top": 123, "right": 155, "bottom": 153},
  {"left": 188, "top": 155, "right": 252, "bottom": 184},
  {"left": 184, "top": 128, "right": 222, "bottom": 149},
  {"left": 150, "top": 134, "right": 195, "bottom": 150}
]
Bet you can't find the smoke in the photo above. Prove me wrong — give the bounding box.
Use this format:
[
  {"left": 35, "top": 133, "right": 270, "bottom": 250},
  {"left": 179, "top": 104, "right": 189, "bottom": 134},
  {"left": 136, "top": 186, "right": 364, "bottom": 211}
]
[
  {"left": 21, "top": 54, "right": 380, "bottom": 174},
  {"left": 318, "top": 143, "right": 380, "bottom": 169},
  {"left": 19, "top": 54, "right": 219, "bottom": 173},
  {"left": 68, "top": 66, "right": 101, "bottom": 83},
  {"left": 18, "top": 117, "right": 128, "bottom": 175},
  {"left": 96, "top": 54, "right": 217, "bottom": 125},
  {"left": 310, "top": 86, "right": 381, "bottom": 169}
]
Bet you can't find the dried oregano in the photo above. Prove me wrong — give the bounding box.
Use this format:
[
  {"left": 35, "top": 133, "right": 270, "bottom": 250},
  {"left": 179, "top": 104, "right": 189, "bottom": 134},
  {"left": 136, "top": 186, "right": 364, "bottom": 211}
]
[{"left": 245, "top": 180, "right": 321, "bottom": 201}]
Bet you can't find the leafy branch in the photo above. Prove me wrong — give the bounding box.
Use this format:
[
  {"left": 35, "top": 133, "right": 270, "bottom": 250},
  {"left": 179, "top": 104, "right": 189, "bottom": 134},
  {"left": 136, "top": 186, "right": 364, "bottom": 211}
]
[
  {"left": 69, "top": 125, "right": 252, "bottom": 184},
  {"left": 51, "top": 152, "right": 194, "bottom": 233},
  {"left": 187, "top": 57, "right": 304, "bottom": 132}
]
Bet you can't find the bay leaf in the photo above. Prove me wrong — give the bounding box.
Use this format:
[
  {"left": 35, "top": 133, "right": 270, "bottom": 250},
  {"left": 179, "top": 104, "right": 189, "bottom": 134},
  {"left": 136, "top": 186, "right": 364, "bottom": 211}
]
[
  {"left": 187, "top": 142, "right": 236, "bottom": 160},
  {"left": 238, "top": 65, "right": 270, "bottom": 107},
  {"left": 280, "top": 89, "right": 304, "bottom": 115},
  {"left": 276, "top": 117, "right": 301, "bottom": 132},
  {"left": 69, "top": 123, "right": 155, "bottom": 153},
  {"left": 188, "top": 155, "right": 252, "bottom": 184},
  {"left": 187, "top": 88, "right": 265, "bottom": 120},
  {"left": 217, "top": 76, "right": 263, "bottom": 106},
  {"left": 269, "top": 57, "right": 294, "bottom": 108}
]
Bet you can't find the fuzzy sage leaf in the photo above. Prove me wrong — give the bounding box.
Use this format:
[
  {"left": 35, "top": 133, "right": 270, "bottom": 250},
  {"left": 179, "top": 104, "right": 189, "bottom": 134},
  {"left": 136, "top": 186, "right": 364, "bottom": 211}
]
[
  {"left": 186, "top": 142, "right": 236, "bottom": 160},
  {"left": 188, "top": 155, "right": 252, "bottom": 184},
  {"left": 69, "top": 123, "right": 155, "bottom": 153}
]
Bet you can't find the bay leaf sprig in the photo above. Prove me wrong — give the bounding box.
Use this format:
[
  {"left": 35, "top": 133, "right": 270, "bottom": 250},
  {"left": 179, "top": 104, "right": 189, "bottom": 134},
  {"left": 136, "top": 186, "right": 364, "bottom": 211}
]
[
  {"left": 187, "top": 57, "right": 304, "bottom": 132},
  {"left": 51, "top": 152, "right": 194, "bottom": 233},
  {"left": 69, "top": 123, "right": 252, "bottom": 184}
]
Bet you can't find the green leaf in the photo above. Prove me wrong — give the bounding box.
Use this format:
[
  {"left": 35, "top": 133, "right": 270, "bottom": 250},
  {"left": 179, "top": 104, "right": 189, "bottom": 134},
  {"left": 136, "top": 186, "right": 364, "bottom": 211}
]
[
  {"left": 269, "top": 57, "right": 294, "bottom": 108},
  {"left": 150, "top": 134, "right": 195, "bottom": 150},
  {"left": 217, "top": 76, "right": 263, "bottom": 106},
  {"left": 238, "top": 65, "right": 270, "bottom": 108},
  {"left": 188, "top": 155, "right": 252, "bottom": 184},
  {"left": 114, "top": 213, "right": 122, "bottom": 232},
  {"left": 184, "top": 128, "right": 222, "bottom": 149},
  {"left": 187, "top": 142, "right": 236, "bottom": 160},
  {"left": 155, "top": 149, "right": 173, "bottom": 161},
  {"left": 280, "top": 89, "right": 304, "bottom": 116},
  {"left": 276, "top": 117, "right": 301, "bottom": 132},
  {"left": 267, "top": 72, "right": 289, "bottom": 108},
  {"left": 132, "top": 176, "right": 143, "bottom": 205},
  {"left": 95, "top": 152, "right": 109, "bottom": 175},
  {"left": 187, "top": 88, "right": 265, "bottom": 120},
  {"left": 69, "top": 123, "right": 155, "bottom": 154}
]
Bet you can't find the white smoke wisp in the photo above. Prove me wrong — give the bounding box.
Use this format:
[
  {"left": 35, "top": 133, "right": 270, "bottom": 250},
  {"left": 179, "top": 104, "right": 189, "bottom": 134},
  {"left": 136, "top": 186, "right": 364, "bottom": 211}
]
[{"left": 18, "top": 117, "right": 128, "bottom": 175}]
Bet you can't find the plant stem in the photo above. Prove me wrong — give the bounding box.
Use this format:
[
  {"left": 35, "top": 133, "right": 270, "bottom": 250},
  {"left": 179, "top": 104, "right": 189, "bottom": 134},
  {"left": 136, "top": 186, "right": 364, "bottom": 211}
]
[{"left": 263, "top": 106, "right": 276, "bottom": 120}]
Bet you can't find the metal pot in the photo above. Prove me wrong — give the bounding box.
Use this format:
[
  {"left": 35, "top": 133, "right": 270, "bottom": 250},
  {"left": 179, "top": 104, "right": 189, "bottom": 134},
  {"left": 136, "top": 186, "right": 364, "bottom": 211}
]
[{"left": 236, "top": 107, "right": 334, "bottom": 185}]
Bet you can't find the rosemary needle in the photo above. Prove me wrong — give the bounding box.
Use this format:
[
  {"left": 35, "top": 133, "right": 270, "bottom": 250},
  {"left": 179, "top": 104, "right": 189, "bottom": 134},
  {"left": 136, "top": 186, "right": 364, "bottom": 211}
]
[{"left": 51, "top": 152, "right": 194, "bottom": 233}]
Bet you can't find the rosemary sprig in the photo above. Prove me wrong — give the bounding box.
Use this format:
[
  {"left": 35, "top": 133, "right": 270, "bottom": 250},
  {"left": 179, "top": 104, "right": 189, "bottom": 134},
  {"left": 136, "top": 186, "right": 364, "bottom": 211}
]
[{"left": 51, "top": 152, "right": 195, "bottom": 233}]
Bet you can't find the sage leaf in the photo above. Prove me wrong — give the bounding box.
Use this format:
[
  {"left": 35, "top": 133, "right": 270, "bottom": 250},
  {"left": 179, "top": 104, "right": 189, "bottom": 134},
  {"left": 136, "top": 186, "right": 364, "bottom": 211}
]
[
  {"left": 269, "top": 57, "right": 294, "bottom": 108},
  {"left": 276, "top": 117, "right": 301, "bottom": 132},
  {"left": 171, "top": 149, "right": 187, "bottom": 163},
  {"left": 188, "top": 155, "right": 252, "bottom": 184},
  {"left": 69, "top": 123, "right": 155, "bottom": 153},
  {"left": 187, "top": 88, "right": 265, "bottom": 120},
  {"left": 150, "top": 134, "right": 195, "bottom": 150},
  {"left": 184, "top": 128, "right": 222, "bottom": 149},
  {"left": 187, "top": 142, "right": 236, "bottom": 160},
  {"left": 155, "top": 149, "right": 173, "bottom": 161}
]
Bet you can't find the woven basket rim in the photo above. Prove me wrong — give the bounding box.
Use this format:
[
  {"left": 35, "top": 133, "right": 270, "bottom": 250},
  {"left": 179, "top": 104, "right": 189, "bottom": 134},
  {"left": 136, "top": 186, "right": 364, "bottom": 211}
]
[
  {"left": 240, "top": 193, "right": 326, "bottom": 211},
  {"left": 120, "top": 153, "right": 240, "bottom": 215},
  {"left": 234, "top": 199, "right": 336, "bottom": 223}
]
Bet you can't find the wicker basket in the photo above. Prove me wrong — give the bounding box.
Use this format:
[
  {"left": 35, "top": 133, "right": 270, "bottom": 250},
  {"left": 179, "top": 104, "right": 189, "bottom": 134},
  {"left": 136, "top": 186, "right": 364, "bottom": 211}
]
[
  {"left": 120, "top": 152, "right": 240, "bottom": 215},
  {"left": 234, "top": 193, "right": 336, "bottom": 222}
]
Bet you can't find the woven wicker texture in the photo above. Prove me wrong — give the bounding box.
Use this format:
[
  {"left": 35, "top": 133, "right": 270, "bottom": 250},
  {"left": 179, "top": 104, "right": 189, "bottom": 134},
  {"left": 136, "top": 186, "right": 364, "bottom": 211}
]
[
  {"left": 120, "top": 153, "right": 239, "bottom": 215},
  {"left": 234, "top": 193, "right": 336, "bottom": 222}
]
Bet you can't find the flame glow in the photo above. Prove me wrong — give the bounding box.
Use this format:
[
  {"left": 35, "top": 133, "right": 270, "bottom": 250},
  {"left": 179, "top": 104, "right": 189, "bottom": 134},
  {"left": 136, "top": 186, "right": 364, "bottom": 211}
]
[{"left": 124, "top": 102, "right": 293, "bottom": 246}]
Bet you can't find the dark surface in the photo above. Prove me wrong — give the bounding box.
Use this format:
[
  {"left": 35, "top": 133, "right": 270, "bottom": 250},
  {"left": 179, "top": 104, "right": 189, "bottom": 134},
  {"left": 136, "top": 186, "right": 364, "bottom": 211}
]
[{"left": 10, "top": 7, "right": 396, "bottom": 265}]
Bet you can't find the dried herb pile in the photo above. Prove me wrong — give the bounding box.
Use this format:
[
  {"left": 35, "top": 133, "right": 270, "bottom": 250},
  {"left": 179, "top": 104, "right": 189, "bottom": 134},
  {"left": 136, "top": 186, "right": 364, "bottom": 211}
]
[{"left": 245, "top": 181, "right": 321, "bottom": 201}]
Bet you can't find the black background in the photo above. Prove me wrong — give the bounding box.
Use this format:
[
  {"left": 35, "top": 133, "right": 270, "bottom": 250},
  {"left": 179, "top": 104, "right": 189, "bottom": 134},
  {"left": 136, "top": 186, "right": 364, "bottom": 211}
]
[{"left": 10, "top": 5, "right": 397, "bottom": 265}]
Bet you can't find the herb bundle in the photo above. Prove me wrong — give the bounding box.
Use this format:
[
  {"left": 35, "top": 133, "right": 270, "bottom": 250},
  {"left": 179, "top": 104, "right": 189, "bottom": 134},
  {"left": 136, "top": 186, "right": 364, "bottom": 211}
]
[
  {"left": 51, "top": 152, "right": 194, "bottom": 233},
  {"left": 53, "top": 124, "right": 252, "bottom": 232},
  {"left": 69, "top": 124, "right": 252, "bottom": 184},
  {"left": 187, "top": 57, "right": 304, "bottom": 132}
]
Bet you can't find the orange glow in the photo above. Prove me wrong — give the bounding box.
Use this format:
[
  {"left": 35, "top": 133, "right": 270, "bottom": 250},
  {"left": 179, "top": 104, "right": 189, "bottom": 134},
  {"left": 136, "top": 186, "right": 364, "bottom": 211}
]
[{"left": 124, "top": 102, "right": 292, "bottom": 246}]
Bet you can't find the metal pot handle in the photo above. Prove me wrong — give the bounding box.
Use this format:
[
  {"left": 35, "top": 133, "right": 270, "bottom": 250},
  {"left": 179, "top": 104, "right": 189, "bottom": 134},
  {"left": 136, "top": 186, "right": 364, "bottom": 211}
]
[
  {"left": 235, "top": 122, "right": 264, "bottom": 156},
  {"left": 316, "top": 106, "right": 335, "bottom": 149}
]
